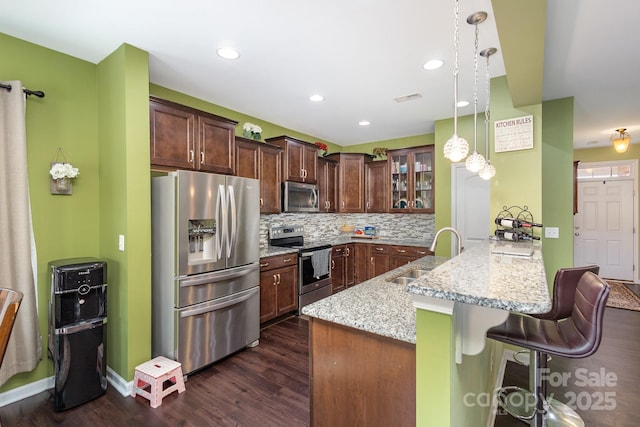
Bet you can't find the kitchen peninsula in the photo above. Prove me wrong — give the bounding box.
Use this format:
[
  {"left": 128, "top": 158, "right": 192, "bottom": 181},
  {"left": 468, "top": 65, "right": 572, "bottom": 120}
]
[{"left": 302, "top": 239, "right": 551, "bottom": 427}]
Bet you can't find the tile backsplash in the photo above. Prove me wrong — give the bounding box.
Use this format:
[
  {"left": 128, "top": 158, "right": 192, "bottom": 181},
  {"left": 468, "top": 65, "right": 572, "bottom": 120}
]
[{"left": 260, "top": 213, "right": 435, "bottom": 247}]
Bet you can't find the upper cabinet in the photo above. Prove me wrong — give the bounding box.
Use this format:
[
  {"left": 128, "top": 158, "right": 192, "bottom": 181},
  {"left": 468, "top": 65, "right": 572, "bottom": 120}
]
[
  {"left": 324, "top": 153, "right": 372, "bottom": 213},
  {"left": 388, "top": 145, "right": 435, "bottom": 213},
  {"left": 317, "top": 157, "right": 339, "bottom": 212},
  {"left": 235, "top": 137, "right": 282, "bottom": 214},
  {"left": 266, "top": 136, "right": 319, "bottom": 184},
  {"left": 364, "top": 160, "right": 389, "bottom": 213},
  {"left": 150, "top": 96, "right": 237, "bottom": 174}
]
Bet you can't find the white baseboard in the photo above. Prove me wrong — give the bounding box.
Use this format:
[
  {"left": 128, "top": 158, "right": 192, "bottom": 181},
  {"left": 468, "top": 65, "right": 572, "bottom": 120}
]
[
  {"left": 0, "top": 365, "right": 133, "bottom": 408},
  {"left": 0, "top": 375, "right": 54, "bottom": 408}
]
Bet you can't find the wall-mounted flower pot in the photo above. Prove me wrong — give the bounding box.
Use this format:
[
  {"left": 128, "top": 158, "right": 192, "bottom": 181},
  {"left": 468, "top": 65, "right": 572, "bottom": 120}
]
[{"left": 51, "top": 177, "right": 72, "bottom": 195}]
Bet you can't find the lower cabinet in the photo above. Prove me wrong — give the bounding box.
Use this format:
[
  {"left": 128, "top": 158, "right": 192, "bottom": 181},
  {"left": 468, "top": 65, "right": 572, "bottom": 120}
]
[
  {"left": 331, "top": 246, "right": 346, "bottom": 293},
  {"left": 259, "top": 254, "right": 298, "bottom": 324},
  {"left": 389, "top": 245, "right": 432, "bottom": 269},
  {"left": 368, "top": 244, "right": 391, "bottom": 279}
]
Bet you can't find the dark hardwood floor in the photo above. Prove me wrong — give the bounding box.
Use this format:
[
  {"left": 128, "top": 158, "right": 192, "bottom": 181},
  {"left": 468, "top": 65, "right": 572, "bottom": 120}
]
[
  {"left": 494, "top": 306, "right": 640, "bottom": 427},
  {"left": 0, "top": 316, "right": 309, "bottom": 427}
]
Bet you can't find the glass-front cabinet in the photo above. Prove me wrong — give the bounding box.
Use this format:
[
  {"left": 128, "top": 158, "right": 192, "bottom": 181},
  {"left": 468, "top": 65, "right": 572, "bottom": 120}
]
[{"left": 388, "top": 145, "right": 434, "bottom": 213}]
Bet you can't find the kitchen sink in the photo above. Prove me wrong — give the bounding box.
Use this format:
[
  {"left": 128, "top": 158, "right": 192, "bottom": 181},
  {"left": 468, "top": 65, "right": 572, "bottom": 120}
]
[
  {"left": 390, "top": 277, "right": 416, "bottom": 285},
  {"left": 405, "top": 269, "right": 430, "bottom": 278}
]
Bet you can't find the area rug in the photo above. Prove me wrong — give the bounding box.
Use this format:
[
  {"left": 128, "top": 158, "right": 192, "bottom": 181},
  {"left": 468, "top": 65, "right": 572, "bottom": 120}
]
[{"left": 605, "top": 280, "right": 640, "bottom": 312}]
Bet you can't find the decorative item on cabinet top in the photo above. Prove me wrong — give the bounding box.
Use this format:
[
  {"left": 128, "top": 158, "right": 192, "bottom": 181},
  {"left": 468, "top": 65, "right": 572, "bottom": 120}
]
[
  {"left": 242, "top": 122, "right": 263, "bottom": 141},
  {"left": 314, "top": 142, "right": 328, "bottom": 156},
  {"left": 49, "top": 147, "right": 79, "bottom": 195}
]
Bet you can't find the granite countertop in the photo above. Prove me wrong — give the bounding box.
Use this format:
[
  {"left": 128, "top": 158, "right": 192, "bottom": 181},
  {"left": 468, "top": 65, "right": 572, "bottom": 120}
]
[
  {"left": 301, "top": 256, "right": 449, "bottom": 344},
  {"left": 302, "top": 239, "right": 551, "bottom": 345},
  {"left": 406, "top": 239, "right": 551, "bottom": 314},
  {"left": 259, "top": 236, "right": 431, "bottom": 258}
]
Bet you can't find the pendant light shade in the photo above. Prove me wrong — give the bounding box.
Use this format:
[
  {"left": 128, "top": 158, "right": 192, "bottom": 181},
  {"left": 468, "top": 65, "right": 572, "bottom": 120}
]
[
  {"left": 478, "top": 47, "right": 497, "bottom": 180},
  {"left": 444, "top": 0, "right": 469, "bottom": 163},
  {"left": 611, "top": 128, "right": 631, "bottom": 153}
]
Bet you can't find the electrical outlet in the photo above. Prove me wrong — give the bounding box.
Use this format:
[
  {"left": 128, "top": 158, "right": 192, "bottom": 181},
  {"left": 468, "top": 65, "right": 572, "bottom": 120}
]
[
  {"left": 118, "top": 234, "right": 125, "bottom": 251},
  {"left": 545, "top": 227, "right": 559, "bottom": 239}
]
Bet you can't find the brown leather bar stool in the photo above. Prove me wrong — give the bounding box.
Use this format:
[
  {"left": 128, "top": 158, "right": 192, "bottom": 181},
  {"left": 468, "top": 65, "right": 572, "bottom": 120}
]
[
  {"left": 511, "top": 265, "right": 599, "bottom": 365},
  {"left": 0, "top": 288, "right": 23, "bottom": 368},
  {"left": 487, "top": 271, "right": 610, "bottom": 427}
]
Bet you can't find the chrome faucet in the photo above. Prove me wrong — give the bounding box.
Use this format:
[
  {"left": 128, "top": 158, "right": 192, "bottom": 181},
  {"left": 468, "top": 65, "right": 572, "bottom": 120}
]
[{"left": 429, "top": 227, "right": 463, "bottom": 256}]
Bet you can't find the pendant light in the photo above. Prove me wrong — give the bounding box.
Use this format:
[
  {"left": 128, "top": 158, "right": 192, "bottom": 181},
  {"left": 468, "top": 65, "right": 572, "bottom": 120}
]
[
  {"left": 465, "top": 11, "right": 487, "bottom": 173},
  {"left": 479, "top": 47, "right": 497, "bottom": 180},
  {"left": 611, "top": 128, "right": 631, "bottom": 153},
  {"left": 443, "top": 0, "right": 469, "bottom": 163}
]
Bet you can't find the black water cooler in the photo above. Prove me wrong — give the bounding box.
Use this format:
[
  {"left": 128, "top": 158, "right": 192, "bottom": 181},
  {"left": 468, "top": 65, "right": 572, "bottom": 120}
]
[{"left": 48, "top": 258, "right": 108, "bottom": 411}]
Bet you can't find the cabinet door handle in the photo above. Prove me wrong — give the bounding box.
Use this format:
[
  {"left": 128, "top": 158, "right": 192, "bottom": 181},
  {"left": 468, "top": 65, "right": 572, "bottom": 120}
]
[
  {"left": 273, "top": 274, "right": 277, "bottom": 286},
  {"left": 375, "top": 247, "right": 384, "bottom": 251},
  {"left": 370, "top": 257, "right": 374, "bottom": 265},
  {"left": 283, "top": 258, "right": 292, "bottom": 263},
  {"left": 260, "top": 198, "right": 264, "bottom": 207},
  {"left": 189, "top": 150, "right": 194, "bottom": 164},
  {"left": 277, "top": 273, "right": 281, "bottom": 284},
  {"left": 260, "top": 262, "right": 269, "bottom": 268},
  {"left": 331, "top": 259, "right": 335, "bottom": 269},
  {"left": 345, "top": 248, "right": 350, "bottom": 256},
  {"left": 397, "top": 249, "right": 406, "bottom": 253},
  {"left": 341, "top": 201, "right": 345, "bottom": 208},
  {"left": 200, "top": 151, "right": 205, "bottom": 164},
  {"left": 366, "top": 201, "right": 370, "bottom": 209},
  {"left": 416, "top": 250, "right": 426, "bottom": 255}
]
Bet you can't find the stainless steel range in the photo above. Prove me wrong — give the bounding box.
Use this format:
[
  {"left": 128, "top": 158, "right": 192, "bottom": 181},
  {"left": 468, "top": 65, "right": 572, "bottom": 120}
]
[{"left": 269, "top": 225, "right": 332, "bottom": 310}]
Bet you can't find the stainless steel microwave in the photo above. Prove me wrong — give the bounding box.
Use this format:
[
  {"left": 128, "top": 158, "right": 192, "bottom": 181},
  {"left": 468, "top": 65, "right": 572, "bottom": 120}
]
[{"left": 282, "top": 181, "right": 319, "bottom": 212}]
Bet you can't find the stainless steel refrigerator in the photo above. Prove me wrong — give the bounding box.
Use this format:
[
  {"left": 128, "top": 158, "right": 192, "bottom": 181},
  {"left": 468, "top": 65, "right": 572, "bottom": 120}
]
[{"left": 151, "top": 170, "right": 260, "bottom": 374}]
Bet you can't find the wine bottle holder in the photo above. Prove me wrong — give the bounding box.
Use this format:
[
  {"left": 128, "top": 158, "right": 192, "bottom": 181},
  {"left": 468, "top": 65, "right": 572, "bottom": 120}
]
[{"left": 494, "top": 205, "right": 541, "bottom": 241}]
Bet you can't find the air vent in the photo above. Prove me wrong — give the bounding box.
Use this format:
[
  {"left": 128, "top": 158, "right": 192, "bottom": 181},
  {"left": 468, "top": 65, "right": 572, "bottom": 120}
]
[{"left": 394, "top": 93, "right": 423, "bottom": 103}]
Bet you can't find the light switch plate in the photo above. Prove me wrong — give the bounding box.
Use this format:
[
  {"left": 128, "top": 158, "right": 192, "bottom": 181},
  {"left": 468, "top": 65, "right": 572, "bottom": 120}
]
[
  {"left": 118, "top": 234, "right": 125, "bottom": 251},
  {"left": 545, "top": 227, "right": 559, "bottom": 239}
]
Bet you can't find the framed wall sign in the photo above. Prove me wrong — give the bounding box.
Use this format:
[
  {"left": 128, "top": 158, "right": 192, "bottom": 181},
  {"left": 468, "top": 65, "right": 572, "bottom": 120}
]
[{"left": 494, "top": 115, "right": 534, "bottom": 153}]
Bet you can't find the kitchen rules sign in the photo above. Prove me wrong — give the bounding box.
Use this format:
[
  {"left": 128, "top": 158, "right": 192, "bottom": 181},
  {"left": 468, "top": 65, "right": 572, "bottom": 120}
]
[{"left": 494, "top": 115, "right": 533, "bottom": 152}]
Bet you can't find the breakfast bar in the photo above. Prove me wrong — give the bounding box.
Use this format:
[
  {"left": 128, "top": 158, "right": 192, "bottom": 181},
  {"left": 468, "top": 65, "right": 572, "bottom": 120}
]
[{"left": 302, "top": 239, "right": 551, "bottom": 426}]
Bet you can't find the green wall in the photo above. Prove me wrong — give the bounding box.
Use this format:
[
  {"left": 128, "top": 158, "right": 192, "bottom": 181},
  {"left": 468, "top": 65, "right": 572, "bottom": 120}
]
[
  {"left": 97, "top": 44, "right": 152, "bottom": 380},
  {"left": 541, "top": 97, "right": 575, "bottom": 283},
  {"left": 0, "top": 33, "right": 101, "bottom": 391}
]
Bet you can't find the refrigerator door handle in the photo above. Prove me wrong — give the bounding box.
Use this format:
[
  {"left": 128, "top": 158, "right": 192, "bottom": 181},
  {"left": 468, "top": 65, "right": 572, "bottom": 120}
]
[
  {"left": 227, "top": 185, "right": 237, "bottom": 258},
  {"left": 215, "top": 184, "right": 226, "bottom": 261},
  {"left": 179, "top": 287, "right": 258, "bottom": 317},
  {"left": 178, "top": 263, "right": 258, "bottom": 288}
]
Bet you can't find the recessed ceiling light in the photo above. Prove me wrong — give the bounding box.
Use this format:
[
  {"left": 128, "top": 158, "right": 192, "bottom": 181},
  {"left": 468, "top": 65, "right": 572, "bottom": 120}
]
[
  {"left": 309, "top": 94, "right": 324, "bottom": 102},
  {"left": 394, "top": 93, "right": 423, "bottom": 103},
  {"left": 358, "top": 120, "right": 370, "bottom": 126},
  {"left": 457, "top": 100, "right": 470, "bottom": 107},
  {"left": 216, "top": 47, "right": 240, "bottom": 60},
  {"left": 423, "top": 59, "right": 444, "bottom": 70}
]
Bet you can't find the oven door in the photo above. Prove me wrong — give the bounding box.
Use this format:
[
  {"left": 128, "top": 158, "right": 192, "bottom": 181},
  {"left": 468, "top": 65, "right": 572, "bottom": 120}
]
[{"left": 299, "top": 248, "right": 332, "bottom": 295}]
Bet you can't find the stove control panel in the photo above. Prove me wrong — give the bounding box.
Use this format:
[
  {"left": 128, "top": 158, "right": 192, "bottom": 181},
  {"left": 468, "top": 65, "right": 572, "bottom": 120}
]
[{"left": 269, "top": 225, "right": 304, "bottom": 239}]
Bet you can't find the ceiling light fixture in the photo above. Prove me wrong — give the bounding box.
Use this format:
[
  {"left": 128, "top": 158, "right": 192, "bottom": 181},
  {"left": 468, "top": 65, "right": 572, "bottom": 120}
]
[
  {"left": 423, "top": 59, "right": 444, "bottom": 70},
  {"left": 478, "top": 47, "right": 497, "bottom": 180},
  {"left": 465, "top": 11, "right": 488, "bottom": 173},
  {"left": 309, "top": 94, "right": 324, "bottom": 102},
  {"left": 216, "top": 47, "right": 240, "bottom": 60},
  {"left": 611, "top": 128, "right": 631, "bottom": 153},
  {"left": 443, "top": 0, "right": 469, "bottom": 163},
  {"left": 358, "top": 120, "right": 370, "bottom": 126}
]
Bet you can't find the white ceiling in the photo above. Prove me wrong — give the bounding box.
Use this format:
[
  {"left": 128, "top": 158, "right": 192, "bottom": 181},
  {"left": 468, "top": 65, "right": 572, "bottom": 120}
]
[{"left": 1, "top": 0, "right": 638, "bottom": 149}]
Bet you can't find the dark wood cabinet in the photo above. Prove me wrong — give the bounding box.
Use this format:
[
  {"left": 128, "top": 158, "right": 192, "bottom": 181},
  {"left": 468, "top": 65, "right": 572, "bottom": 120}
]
[
  {"left": 345, "top": 243, "right": 355, "bottom": 287},
  {"left": 368, "top": 244, "right": 391, "bottom": 279},
  {"left": 150, "top": 96, "right": 237, "bottom": 174},
  {"left": 318, "top": 157, "right": 339, "bottom": 212},
  {"left": 235, "top": 137, "right": 282, "bottom": 214},
  {"left": 353, "top": 243, "right": 369, "bottom": 284},
  {"left": 388, "top": 145, "right": 435, "bottom": 213},
  {"left": 389, "top": 245, "right": 432, "bottom": 269},
  {"left": 365, "top": 160, "right": 389, "bottom": 212},
  {"left": 324, "top": 153, "right": 372, "bottom": 213},
  {"left": 331, "top": 246, "right": 346, "bottom": 293},
  {"left": 266, "top": 136, "right": 319, "bottom": 184},
  {"left": 259, "top": 254, "right": 298, "bottom": 323}
]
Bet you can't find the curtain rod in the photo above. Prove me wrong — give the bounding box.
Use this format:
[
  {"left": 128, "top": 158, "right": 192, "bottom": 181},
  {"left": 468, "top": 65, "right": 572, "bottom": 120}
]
[{"left": 0, "top": 82, "right": 45, "bottom": 98}]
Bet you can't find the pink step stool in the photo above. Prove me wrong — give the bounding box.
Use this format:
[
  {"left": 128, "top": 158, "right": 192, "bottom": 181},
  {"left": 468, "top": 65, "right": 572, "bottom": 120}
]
[{"left": 131, "top": 356, "right": 185, "bottom": 408}]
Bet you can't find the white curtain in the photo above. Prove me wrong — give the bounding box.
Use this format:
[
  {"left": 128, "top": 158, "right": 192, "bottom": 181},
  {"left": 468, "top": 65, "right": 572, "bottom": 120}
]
[{"left": 0, "top": 80, "right": 42, "bottom": 386}]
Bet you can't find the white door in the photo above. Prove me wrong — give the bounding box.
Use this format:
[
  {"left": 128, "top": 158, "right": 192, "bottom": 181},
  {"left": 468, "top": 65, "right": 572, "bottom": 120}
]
[
  {"left": 574, "top": 179, "right": 634, "bottom": 280},
  {"left": 452, "top": 164, "right": 490, "bottom": 254}
]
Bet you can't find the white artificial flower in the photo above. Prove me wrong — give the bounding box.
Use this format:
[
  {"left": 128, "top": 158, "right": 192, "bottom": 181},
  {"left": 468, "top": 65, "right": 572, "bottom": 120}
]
[
  {"left": 49, "top": 162, "right": 80, "bottom": 179},
  {"left": 252, "top": 124, "right": 262, "bottom": 133},
  {"left": 243, "top": 122, "right": 254, "bottom": 131}
]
